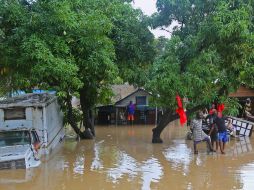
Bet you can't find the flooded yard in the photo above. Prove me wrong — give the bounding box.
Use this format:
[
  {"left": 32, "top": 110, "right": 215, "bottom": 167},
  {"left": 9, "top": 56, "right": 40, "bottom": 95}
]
[{"left": 1, "top": 122, "right": 254, "bottom": 190}]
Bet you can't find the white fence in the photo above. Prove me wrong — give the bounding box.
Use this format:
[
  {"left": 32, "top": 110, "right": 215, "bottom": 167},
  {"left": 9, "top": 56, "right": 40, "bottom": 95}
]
[{"left": 228, "top": 116, "right": 253, "bottom": 137}]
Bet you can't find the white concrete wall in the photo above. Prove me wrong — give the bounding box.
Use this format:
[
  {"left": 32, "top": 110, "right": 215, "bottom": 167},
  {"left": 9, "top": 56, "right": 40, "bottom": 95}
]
[
  {"left": 0, "top": 109, "right": 4, "bottom": 122},
  {"left": 44, "top": 100, "right": 64, "bottom": 149},
  {"left": 32, "top": 107, "right": 44, "bottom": 143}
]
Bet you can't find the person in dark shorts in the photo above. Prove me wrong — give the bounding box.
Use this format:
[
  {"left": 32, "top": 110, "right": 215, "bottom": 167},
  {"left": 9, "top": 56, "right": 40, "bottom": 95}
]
[
  {"left": 208, "top": 109, "right": 219, "bottom": 151},
  {"left": 214, "top": 111, "right": 228, "bottom": 154}
]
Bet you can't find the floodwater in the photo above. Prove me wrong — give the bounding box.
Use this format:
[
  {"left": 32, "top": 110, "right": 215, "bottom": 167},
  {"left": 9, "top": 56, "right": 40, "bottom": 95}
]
[{"left": 1, "top": 122, "right": 254, "bottom": 190}]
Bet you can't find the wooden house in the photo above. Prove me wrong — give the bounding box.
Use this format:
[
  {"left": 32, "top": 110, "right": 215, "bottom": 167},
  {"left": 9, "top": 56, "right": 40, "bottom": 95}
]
[
  {"left": 229, "top": 85, "right": 254, "bottom": 121},
  {"left": 229, "top": 85, "right": 254, "bottom": 99},
  {"left": 96, "top": 85, "right": 158, "bottom": 125}
]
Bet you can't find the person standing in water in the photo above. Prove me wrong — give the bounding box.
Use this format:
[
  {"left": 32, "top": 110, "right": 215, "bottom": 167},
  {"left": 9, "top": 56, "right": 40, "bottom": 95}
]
[
  {"left": 127, "top": 101, "right": 135, "bottom": 125},
  {"left": 208, "top": 109, "right": 219, "bottom": 151},
  {"left": 191, "top": 111, "right": 215, "bottom": 154},
  {"left": 214, "top": 111, "right": 228, "bottom": 154}
]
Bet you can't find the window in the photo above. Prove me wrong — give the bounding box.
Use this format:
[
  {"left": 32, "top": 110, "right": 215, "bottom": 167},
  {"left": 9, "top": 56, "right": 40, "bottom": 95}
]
[
  {"left": 136, "top": 96, "right": 147, "bottom": 105},
  {"left": 4, "top": 107, "right": 26, "bottom": 120},
  {"left": 0, "top": 131, "right": 30, "bottom": 147}
]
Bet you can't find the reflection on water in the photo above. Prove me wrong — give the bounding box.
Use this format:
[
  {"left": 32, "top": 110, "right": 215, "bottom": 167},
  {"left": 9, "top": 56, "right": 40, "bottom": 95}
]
[
  {"left": 229, "top": 137, "right": 253, "bottom": 156},
  {"left": 91, "top": 140, "right": 104, "bottom": 171},
  {"left": 240, "top": 162, "right": 254, "bottom": 190},
  {"left": 0, "top": 125, "right": 254, "bottom": 190},
  {"left": 163, "top": 140, "right": 192, "bottom": 175},
  {"left": 107, "top": 150, "right": 163, "bottom": 190},
  {"left": 140, "top": 157, "right": 163, "bottom": 190},
  {"left": 0, "top": 168, "right": 34, "bottom": 184},
  {"left": 73, "top": 155, "right": 85, "bottom": 175},
  {"left": 107, "top": 151, "right": 138, "bottom": 183}
]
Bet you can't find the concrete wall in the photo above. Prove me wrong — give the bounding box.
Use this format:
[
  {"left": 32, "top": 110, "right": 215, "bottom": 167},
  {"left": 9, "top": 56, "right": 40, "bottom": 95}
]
[
  {"left": 44, "top": 100, "right": 64, "bottom": 149},
  {"left": 0, "top": 109, "right": 4, "bottom": 122},
  {"left": 32, "top": 107, "right": 44, "bottom": 143}
]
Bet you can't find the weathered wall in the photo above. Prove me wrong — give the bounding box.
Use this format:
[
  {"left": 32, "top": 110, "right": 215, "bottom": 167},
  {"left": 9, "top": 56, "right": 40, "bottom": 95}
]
[
  {"left": 0, "top": 109, "right": 4, "bottom": 124},
  {"left": 32, "top": 107, "right": 44, "bottom": 143},
  {"left": 44, "top": 100, "right": 64, "bottom": 148}
]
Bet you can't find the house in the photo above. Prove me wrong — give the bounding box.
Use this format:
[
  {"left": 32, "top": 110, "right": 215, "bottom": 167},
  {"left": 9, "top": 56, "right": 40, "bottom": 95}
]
[
  {"left": 96, "top": 85, "right": 159, "bottom": 125},
  {"left": 229, "top": 85, "right": 254, "bottom": 121},
  {"left": 229, "top": 85, "right": 254, "bottom": 100}
]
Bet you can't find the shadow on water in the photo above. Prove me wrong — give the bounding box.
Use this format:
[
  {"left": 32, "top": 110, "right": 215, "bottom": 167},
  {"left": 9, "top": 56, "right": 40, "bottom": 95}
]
[{"left": 1, "top": 122, "right": 254, "bottom": 190}]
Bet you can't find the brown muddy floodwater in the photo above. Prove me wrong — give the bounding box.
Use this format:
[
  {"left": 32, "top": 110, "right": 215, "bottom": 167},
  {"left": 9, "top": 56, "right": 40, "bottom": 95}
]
[{"left": 1, "top": 122, "right": 254, "bottom": 190}]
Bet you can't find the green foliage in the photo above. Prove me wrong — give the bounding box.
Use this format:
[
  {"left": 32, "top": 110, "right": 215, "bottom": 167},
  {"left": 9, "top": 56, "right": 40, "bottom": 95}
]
[
  {"left": 148, "top": 0, "right": 254, "bottom": 114},
  {"left": 109, "top": 2, "right": 155, "bottom": 86},
  {"left": 63, "top": 107, "right": 83, "bottom": 126},
  {"left": 148, "top": 36, "right": 183, "bottom": 108},
  {"left": 220, "top": 97, "right": 242, "bottom": 116},
  {"left": 0, "top": 0, "right": 153, "bottom": 93},
  {"left": 240, "top": 66, "right": 254, "bottom": 87},
  {"left": 0, "top": 0, "right": 155, "bottom": 131},
  {"left": 153, "top": 36, "right": 169, "bottom": 56}
]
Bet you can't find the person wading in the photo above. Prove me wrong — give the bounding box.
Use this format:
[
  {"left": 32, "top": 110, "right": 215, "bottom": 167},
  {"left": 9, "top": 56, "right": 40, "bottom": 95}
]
[
  {"left": 191, "top": 111, "right": 215, "bottom": 154},
  {"left": 214, "top": 111, "right": 228, "bottom": 154},
  {"left": 208, "top": 109, "right": 219, "bottom": 151}
]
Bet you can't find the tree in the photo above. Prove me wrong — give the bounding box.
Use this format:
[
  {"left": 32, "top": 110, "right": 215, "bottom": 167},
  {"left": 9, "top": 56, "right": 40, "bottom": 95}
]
[
  {"left": 109, "top": 2, "right": 155, "bottom": 86},
  {"left": 148, "top": 0, "right": 254, "bottom": 143},
  {"left": 0, "top": 0, "right": 155, "bottom": 138}
]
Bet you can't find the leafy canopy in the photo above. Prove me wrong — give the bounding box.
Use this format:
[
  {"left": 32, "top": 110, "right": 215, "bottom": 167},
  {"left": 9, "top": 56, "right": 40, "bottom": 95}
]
[
  {"left": 0, "top": 0, "right": 154, "bottom": 99},
  {"left": 0, "top": 0, "right": 155, "bottom": 132},
  {"left": 148, "top": 0, "right": 254, "bottom": 115}
]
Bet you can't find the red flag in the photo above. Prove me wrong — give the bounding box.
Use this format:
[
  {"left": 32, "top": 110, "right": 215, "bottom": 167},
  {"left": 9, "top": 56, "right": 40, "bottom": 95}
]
[
  {"left": 217, "top": 103, "right": 225, "bottom": 112},
  {"left": 176, "top": 107, "right": 187, "bottom": 125},
  {"left": 176, "top": 95, "right": 183, "bottom": 108},
  {"left": 217, "top": 103, "right": 225, "bottom": 117},
  {"left": 176, "top": 95, "right": 187, "bottom": 126}
]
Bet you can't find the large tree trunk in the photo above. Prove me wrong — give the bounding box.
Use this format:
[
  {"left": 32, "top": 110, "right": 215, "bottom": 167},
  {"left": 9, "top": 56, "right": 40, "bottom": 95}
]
[
  {"left": 82, "top": 107, "right": 95, "bottom": 138},
  {"left": 66, "top": 93, "right": 85, "bottom": 139},
  {"left": 80, "top": 88, "right": 95, "bottom": 139},
  {"left": 152, "top": 105, "right": 204, "bottom": 143}
]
